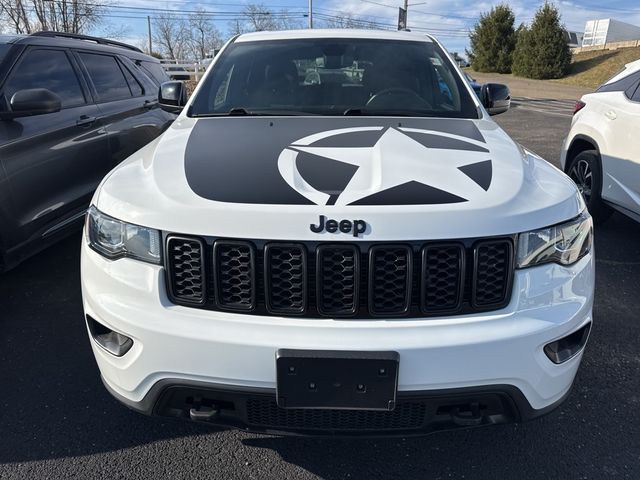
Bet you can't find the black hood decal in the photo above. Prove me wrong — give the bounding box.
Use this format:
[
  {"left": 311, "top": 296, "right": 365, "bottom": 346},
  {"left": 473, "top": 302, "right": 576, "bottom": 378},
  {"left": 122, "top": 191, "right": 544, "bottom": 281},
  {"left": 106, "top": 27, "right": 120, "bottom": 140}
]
[{"left": 184, "top": 117, "right": 489, "bottom": 205}]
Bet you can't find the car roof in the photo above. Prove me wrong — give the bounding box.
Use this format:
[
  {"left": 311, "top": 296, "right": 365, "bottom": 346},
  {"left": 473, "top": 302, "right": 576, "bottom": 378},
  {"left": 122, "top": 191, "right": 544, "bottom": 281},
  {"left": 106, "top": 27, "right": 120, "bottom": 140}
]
[
  {"left": 0, "top": 35, "right": 22, "bottom": 43},
  {"left": 623, "top": 59, "right": 640, "bottom": 76},
  {"left": 2, "top": 32, "right": 160, "bottom": 63},
  {"left": 603, "top": 58, "right": 640, "bottom": 85},
  {"left": 236, "top": 28, "right": 435, "bottom": 43}
]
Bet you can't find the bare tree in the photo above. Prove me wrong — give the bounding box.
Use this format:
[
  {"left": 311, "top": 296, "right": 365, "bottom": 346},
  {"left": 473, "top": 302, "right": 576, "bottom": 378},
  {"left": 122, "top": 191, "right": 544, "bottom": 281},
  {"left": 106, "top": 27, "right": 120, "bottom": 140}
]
[
  {"left": 98, "top": 24, "right": 132, "bottom": 41},
  {"left": 153, "top": 14, "right": 189, "bottom": 60},
  {"left": 274, "top": 8, "right": 303, "bottom": 30},
  {"left": 227, "top": 3, "right": 302, "bottom": 35},
  {"left": 0, "top": 0, "right": 105, "bottom": 34},
  {"left": 188, "top": 8, "right": 222, "bottom": 60},
  {"left": 0, "top": 12, "right": 8, "bottom": 33},
  {"left": 0, "top": 0, "right": 32, "bottom": 33},
  {"left": 243, "top": 3, "right": 278, "bottom": 31},
  {"left": 321, "top": 12, "right": 377, "bottom": 29},
  {"left": 228, "top": 18, "right": 245, "bottom": 36}
]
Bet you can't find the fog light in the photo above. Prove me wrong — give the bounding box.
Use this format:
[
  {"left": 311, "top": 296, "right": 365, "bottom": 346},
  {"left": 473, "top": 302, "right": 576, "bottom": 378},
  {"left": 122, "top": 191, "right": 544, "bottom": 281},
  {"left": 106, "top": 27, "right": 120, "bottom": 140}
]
[
  {"left": 86, "top": 315, "right": 133, "bottom": 357},
  {"left": 544, "top": 323, "right": 591, "bottom": 364}
]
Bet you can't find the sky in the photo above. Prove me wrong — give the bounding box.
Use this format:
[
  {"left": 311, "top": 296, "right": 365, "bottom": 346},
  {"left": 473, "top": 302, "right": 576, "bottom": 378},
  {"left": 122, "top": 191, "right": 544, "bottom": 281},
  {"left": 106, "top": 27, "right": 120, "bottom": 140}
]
[{"left": 90, "top": 0, "right": 640, "bottom": 56}]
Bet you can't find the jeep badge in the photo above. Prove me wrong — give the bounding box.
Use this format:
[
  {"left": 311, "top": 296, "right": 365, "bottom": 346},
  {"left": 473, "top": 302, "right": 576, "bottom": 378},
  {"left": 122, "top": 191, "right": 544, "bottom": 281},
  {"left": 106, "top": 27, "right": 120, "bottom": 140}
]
[{"left": 310, "top": 215, "right": 367, "bottom": 237}]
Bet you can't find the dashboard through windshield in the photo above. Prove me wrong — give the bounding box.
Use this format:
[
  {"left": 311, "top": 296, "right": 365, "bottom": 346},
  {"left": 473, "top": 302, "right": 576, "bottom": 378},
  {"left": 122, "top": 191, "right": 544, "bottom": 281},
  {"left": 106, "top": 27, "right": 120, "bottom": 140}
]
[{"left": 189, "top": 38, "right": 479, "bottom": 118}]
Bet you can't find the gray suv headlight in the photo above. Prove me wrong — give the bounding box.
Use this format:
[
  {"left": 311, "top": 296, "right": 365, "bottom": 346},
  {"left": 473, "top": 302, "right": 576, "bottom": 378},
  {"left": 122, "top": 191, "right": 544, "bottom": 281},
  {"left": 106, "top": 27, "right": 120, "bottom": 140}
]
[
  {"left": 517, "top": 211, "right": 593, "bottom": 268},
  {"left": 86, "top": 206, "right": 161, "bottom": 264}
]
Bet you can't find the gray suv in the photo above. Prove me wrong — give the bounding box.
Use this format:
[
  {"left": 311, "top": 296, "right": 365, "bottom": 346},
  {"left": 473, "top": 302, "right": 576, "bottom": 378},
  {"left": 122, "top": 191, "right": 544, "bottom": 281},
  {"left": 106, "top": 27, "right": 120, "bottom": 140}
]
[{"left": 0, "top": 32, "right": 177, "bottom": 271}]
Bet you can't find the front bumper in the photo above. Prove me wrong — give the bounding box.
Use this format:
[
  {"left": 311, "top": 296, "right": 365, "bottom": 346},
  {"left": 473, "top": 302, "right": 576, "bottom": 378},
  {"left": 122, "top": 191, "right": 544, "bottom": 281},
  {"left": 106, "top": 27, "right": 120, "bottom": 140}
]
[
  {"left": 81, "top": 241, "right": 594, "bottom": 434},
  {"left": 102, "top": 377, "right": 574, "bottom": 437}
]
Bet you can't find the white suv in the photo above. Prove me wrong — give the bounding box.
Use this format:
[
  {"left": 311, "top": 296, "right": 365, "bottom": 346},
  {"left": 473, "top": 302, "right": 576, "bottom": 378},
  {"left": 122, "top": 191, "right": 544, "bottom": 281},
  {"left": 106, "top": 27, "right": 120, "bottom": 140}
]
[
  {"left": 562, "top": 59, "right": 640, "bottom": 223},
  {"left": 82, "top": 30, "right": 594, "bottom": 436}
]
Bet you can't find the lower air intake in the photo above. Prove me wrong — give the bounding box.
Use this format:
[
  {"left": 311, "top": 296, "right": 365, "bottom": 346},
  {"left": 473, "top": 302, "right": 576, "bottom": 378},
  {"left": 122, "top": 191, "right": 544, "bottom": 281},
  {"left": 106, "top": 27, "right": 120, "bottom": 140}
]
[{"left": 246, "top": 398, "right": 427, "bottom": 431}]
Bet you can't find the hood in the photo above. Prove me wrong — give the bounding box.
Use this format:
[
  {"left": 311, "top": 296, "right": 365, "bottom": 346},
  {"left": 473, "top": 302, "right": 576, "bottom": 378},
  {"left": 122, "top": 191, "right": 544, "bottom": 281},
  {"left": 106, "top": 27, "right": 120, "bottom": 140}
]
[{"left": 96, "top": 116, "right": 583, "bottom": 240}]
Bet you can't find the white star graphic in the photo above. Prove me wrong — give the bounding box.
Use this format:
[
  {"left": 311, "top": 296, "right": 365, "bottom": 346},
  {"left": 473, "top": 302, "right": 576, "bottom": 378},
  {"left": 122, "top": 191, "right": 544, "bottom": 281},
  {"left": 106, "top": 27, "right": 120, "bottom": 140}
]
[{"left": 288, "top": 127, "right": 491, "bottom": 206}]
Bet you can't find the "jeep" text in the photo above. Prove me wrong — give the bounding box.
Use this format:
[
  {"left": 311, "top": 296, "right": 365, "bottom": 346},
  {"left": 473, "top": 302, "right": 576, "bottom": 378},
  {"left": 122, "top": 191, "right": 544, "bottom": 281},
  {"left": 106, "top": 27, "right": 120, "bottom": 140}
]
[{"left": 310, "top": 215, "right": 367, "bottom": 237}]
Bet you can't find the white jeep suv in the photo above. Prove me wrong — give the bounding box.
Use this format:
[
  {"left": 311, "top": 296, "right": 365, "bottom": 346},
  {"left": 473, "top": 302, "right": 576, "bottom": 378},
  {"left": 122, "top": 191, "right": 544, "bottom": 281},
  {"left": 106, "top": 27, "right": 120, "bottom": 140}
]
[
  {"left": 82, "top": 30, "right": 594, "bottom": 436},
  {"left": 562, "top": 59, "right": 640, "bottom": 223}
]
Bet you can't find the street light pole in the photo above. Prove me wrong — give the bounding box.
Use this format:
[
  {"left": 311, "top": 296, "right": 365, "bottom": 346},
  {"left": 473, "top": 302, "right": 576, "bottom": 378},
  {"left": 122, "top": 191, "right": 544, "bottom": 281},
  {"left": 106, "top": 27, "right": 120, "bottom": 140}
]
[{"left": 309, "top": 0, "right": 313, "bottom": 28}]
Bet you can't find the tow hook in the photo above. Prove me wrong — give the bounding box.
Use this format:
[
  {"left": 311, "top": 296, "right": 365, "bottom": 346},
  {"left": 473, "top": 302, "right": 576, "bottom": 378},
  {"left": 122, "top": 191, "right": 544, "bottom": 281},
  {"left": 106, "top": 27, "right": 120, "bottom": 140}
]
[
  {"left": 189, "top": 404, "right": 219, "bottom": 422},
  {"left": 450, "top": 403, "right": 484, "bottom": 427}
]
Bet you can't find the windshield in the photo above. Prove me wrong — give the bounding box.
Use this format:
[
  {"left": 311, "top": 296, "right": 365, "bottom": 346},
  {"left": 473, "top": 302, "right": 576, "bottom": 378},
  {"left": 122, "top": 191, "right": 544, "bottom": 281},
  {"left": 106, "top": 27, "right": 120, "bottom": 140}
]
[{"left": 189, "top": 38, "right": 479, "bottom": 118}]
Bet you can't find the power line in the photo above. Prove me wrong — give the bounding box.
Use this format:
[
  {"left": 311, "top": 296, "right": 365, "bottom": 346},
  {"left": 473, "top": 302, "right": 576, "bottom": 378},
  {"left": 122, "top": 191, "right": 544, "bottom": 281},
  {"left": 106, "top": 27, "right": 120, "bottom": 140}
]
[
  {"left": 10, "top": 0, "right": 473, "bottom": 39},
  {"left": 16, "top": 5, "right": 307, "bottom": 23},
  {"left": 312, "top": 12, "right": 470, "bottom": 36},
  {"left": 359, "top": 0, "right": 479, "bottom": 21}
]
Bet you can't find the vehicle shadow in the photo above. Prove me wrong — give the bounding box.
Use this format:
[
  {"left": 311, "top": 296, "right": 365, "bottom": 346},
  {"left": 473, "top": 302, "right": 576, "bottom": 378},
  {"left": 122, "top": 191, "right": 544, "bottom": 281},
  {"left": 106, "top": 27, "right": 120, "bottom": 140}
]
[
  {"left": 240, "top": 411, "right": 588, "bottom": 479},
  {"left": 594, "top": 210, "right": 640, "bottom": 261}
]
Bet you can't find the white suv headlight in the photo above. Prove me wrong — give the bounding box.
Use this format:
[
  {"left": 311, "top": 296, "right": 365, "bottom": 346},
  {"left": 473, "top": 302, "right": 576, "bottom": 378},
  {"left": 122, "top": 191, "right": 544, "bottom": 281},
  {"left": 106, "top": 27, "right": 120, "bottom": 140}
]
[
  {"left": 517, "top": 211, "right": 593, "bottom": 268},
  {"left": 86, "top": 206, "right": 161, "bottom": 264}
]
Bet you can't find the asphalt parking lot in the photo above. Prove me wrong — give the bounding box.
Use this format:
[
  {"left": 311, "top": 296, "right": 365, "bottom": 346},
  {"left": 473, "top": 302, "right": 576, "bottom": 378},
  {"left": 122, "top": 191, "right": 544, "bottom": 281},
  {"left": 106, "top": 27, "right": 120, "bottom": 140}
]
[{"left": 1, "top": 103, "right": 640, "bottom": 479}]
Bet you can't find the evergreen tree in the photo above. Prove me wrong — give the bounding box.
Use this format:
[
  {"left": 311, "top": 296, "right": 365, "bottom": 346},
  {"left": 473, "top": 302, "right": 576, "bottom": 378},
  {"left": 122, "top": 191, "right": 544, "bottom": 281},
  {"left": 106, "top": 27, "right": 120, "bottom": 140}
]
[
  {"left": 467, "top": 4, "right": 517, "bottom": 73},
  {"left": 512, "top": 3, "right": 571, "bottom": 79},
  {"left": 512, "top": 24, "right": 531, "bottom": 77}
]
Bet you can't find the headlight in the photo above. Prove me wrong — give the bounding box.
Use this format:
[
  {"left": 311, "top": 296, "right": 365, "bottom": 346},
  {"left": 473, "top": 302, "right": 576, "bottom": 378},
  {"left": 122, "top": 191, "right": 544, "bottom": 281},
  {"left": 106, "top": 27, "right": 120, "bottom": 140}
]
[
  {"left": 517, "top": 211, "right": 593, "bottom": 268},
  {"left": 86, "top": 206, "right": 161, "bottom": 264}
]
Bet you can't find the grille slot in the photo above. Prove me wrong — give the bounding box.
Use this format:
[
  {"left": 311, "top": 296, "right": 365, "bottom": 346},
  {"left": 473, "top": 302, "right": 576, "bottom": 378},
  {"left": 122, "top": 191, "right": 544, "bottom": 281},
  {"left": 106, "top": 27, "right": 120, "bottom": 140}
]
[
  {"left": 421, "top": 244, "right": 464, "bottom": 313},
  {"left": 264, "top": 243, "right": 307, "bottom": 314},
  {"left": 369, "top": 245, "right": 412, "bottom": 315},
  {"left": 213, "top": 240, "right": 256, "bottom": 311},
  {"left": 166, "top": 237, "right": 205, "bottom": 304},
  {"left": 316, "top": 245, "right": 359, "bottom": 316},
  {"left": 472, "top": 240, "right": 514, "bottom": 308},
  {"left": 246, "top": 398, "right": 426, "bottom": 431}
]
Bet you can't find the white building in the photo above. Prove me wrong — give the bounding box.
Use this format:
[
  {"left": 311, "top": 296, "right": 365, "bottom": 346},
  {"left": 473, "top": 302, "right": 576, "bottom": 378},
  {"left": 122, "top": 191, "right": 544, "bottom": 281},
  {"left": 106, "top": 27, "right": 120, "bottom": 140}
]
[{"left": 582, "top": 19, "right": 640, "bottom": 47}]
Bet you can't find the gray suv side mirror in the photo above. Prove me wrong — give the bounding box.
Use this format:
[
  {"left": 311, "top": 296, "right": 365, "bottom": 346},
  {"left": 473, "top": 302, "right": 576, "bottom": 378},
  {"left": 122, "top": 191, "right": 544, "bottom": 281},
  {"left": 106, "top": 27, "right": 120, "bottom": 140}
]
[
  {"left": 481, "top": 83, "right": 511, "bottom": 116},
  {"left": 1, "top": 88, "right": 61, "bottom": 120},
  {"left": 159, "top": 81, "right": 187, "bottom": 113}
]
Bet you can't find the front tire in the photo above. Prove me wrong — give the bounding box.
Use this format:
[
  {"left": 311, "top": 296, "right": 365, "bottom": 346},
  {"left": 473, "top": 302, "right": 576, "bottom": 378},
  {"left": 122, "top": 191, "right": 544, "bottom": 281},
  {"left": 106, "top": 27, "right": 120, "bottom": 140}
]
[{"left": 567, "top": 150, "right": 612, "bottom": 224}]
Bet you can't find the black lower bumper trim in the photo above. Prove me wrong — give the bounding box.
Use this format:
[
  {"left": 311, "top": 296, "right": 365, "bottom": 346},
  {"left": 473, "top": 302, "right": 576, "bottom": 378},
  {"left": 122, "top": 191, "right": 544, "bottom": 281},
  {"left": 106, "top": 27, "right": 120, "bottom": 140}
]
[{"left": 101, "top": 377, "right": 574, "bottom": 437}]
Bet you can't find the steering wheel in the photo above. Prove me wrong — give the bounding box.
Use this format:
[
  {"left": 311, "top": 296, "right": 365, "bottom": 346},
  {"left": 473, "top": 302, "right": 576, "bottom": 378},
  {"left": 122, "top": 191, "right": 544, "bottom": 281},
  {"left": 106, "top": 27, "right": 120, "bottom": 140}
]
[{"left": 366, "top": 87, "right": 432, "bottom": 110}]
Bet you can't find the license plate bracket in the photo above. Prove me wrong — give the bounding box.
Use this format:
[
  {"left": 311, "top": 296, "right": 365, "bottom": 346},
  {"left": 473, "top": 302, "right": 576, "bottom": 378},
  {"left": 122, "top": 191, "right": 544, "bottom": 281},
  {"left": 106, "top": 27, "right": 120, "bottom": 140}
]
[{"left": 276, "top": 349, "right": 399, "bottom": 411}]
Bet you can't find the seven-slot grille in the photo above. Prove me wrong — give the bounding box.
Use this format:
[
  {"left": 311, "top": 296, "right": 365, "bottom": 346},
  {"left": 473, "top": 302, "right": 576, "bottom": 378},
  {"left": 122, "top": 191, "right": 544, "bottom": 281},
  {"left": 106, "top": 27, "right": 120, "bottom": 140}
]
[{"left": 165, "top": 237, "right": 514, "bottom": 318}]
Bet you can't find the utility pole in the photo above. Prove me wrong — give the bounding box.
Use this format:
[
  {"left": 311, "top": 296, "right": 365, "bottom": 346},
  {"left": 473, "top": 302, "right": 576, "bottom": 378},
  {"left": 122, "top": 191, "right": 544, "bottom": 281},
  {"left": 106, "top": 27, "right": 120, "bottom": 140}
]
[
  {"left": 147, "top": 16, "right": 152, "bottom": 55},
  {"left": 308, "top": 0, "right": 313, "bottom": 28},
  {"left": 403, "top": 0, "right": 408, "bottom": 28}
]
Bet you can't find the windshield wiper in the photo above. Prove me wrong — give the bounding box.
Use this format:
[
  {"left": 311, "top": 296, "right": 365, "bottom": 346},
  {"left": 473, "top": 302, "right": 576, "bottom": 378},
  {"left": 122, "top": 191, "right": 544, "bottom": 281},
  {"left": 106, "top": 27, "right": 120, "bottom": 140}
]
[
  {"left": 343, "top": 108, "right": 440, "bottom": 117},
  {"left": 190, "top": 108, "right": 318, "bottom": 118},
  {"left": 228, "top": 107, "right": 251, "bottom": 115},
  {"left": 228, "top": 108, "right": 318, "bottom": 116}
]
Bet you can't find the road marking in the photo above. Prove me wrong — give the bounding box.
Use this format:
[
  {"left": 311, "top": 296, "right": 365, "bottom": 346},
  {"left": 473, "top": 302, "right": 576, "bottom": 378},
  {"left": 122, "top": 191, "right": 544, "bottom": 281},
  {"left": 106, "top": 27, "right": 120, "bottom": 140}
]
[{"left": 511, "top": 97, "right": 576, "bottom": 118}]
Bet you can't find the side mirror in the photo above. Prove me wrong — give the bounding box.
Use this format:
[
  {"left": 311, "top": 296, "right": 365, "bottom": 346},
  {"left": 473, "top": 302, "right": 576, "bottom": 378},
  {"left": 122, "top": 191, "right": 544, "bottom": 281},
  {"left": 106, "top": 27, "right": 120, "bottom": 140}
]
[
  {"left": 481, "top": 83, "right": 511, "bottom": 116},
  {"left": 1, "top": 88, "right": 61, "bottom": 120},
  {"left": 159, "top": 81, "right": 187, "bottom": 113}
]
